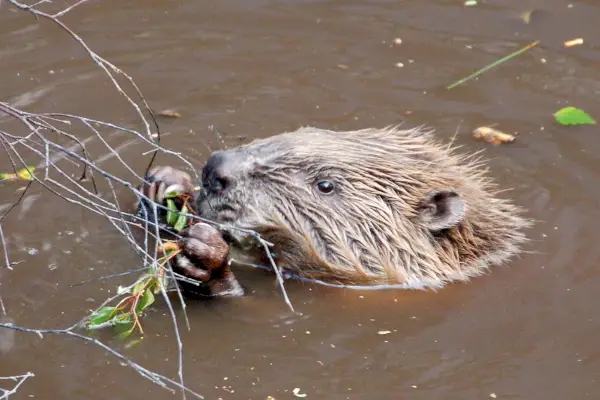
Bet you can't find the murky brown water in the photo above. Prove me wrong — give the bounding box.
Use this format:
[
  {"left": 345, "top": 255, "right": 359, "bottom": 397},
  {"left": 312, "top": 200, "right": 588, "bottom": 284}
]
[{"left": 1, "top": 0, "right": 600, "bottom": 399}]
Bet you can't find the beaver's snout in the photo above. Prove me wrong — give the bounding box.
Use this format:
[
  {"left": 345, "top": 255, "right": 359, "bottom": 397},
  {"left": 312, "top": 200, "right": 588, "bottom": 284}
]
[{"left": 202, "top": 150, "right": 236, "bottom": 195}]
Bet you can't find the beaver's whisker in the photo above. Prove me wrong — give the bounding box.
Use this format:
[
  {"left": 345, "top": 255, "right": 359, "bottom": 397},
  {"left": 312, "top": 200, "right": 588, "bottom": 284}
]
[{"left": 208, "top": 125, "right": 230, "bottom": 150}]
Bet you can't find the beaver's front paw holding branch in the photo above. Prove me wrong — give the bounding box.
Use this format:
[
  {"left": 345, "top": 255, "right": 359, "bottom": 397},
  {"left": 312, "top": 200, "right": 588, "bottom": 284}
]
[
  {"left": 172, "top": 223, "right": 245, "bottom": 297},
  {"left": 140, "top": 166, "right": 245, "bottom": 298},
  {"left": 138, "top": 165, "right": 197, "bottom": 227}
]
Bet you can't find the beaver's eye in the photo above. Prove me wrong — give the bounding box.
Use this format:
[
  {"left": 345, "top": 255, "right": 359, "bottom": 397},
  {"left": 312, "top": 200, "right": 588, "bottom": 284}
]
[{"left": 316, "top": 180, "right": 335, "bottom": 195}]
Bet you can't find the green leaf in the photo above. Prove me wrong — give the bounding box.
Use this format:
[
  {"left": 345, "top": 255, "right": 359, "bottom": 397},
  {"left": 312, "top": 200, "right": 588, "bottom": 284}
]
[
  {"left": 88, "top": 306, "right": 117, "bottom": 327},
  {"left": 114, "top": 315, "right": 135, "bottom": 339},
  {"left": 17, "top": 166, "right": 35, "bottom": 180},
  {"left": 0, "top": 166, "right": 35, "bottom": 181},
  {"left": 136, "top": 288, "right": 155, "bottom": 314},
  {"left": 554, "top": 106, "right": 596, "bottom": 126},
  {"left": 114, "top": 314, "right": 133, "bottom": 325},
  {"left": 163, "top": 191, "right": 180, "bottom": 199},
  {"left": 132, "top": 276, "right": 149, "bottom": 295},
  {"left": 153, "top": 276, "right": 166, "bottom": 294},
  {"left": 117, "top": 328, "right": 134, "bottom": 340},
  {"left": 166, "top": 198, "right": 178, "bottom": 225},
  {"left": 173, "top": 205, "right": 188, "bottom": 232}
]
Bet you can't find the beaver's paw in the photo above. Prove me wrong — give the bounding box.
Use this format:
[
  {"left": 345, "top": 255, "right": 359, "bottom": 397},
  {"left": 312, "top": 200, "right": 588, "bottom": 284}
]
[
  {"left": 142, "top": 166, "right": 194, "bottom": 204},
  {"left": 173, "top": 223, "right": 245, "bottom": 298},
  {"left": 137, "top": 166, "right": 195, "bottom": 221}
]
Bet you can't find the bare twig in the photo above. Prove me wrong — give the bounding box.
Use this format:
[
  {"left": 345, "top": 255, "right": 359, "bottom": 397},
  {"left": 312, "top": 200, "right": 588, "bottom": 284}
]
[
  {"left": 0, "top": 372, "right": 34, "bottom": 400},
  {"left": 0, "top": 323, "right": 204, "bottom": 399},
  {"left": 0, "top": 284, "right": 6, "bottom": 316},
  {"left": 52, "top": 0, "right": 87, "bottom": 18}
]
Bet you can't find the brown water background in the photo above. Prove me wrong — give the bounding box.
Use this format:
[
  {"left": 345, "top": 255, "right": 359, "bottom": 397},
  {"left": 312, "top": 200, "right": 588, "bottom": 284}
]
[{"left": 1, "top": 0, "right": 600, "bottom": 399}]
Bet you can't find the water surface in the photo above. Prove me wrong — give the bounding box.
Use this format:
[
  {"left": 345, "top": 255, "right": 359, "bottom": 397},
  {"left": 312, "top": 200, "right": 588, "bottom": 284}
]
[{"left": 1, "top": 0, "right": 599, "bottom": 399}]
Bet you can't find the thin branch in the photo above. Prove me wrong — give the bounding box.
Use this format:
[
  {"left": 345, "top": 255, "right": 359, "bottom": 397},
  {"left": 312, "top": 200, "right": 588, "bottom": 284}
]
[
  {"left": 0, "top": 372, "right": 34, "bottom": 400},
  {"left": 52, "top": 0, "right": 88, "bottom": 18},
  {"left": 0, "top": 323, "right": 203, "bottom": 399}
]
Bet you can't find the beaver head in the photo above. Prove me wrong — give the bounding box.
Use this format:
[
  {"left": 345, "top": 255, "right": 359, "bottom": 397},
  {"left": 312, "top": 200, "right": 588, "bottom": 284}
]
[{"left": 197, "top": 126, "right": 531, "bottom": 289}]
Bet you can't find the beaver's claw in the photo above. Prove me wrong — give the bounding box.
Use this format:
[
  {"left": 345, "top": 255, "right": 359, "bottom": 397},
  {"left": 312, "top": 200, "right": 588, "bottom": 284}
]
[
  {"left": 172, "top": 223, "right": 245, "bottom": 297},
  {"left": 136, "top": 166, "right": 195, "bottom": 223},
  {"left": 141, "top": 165, "right": 194, "bottom": 204}
]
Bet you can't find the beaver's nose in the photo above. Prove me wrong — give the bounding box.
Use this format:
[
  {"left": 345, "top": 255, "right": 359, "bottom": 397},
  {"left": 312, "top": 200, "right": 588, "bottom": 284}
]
[{"left": 202, "top": 150, "right": 234, "bottom": 195}]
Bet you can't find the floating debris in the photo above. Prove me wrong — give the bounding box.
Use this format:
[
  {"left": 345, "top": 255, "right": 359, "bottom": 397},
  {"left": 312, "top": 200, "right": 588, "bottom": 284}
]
[
  {"left": 520, "top": 10, "right": 534, "bottom": 23},
  {"left": 447, "top": 40, "right": 540, "bottom": 89},
  {"left": 464, "top": 0, "right": 478, "bottom": 6},
  {"left": 519, "top": 9, "right": 545, "bottom": 24},
  {"left": 156, "top": 109, "right": 182, "bottom": 118},
  {"left": 472, "top": 127, "right": 516, "bottom": 145},
  {"left": 292, "top": 388, "right": 307, "bottom": 397},
  {"left": 564, "top": 38, "right": 583, "bottom": 47}
]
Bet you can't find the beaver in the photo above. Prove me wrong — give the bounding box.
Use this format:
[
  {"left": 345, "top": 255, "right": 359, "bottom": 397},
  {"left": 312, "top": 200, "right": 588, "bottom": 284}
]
[{"left": 140, "top": 126, "right": 531, "bottom": 295}]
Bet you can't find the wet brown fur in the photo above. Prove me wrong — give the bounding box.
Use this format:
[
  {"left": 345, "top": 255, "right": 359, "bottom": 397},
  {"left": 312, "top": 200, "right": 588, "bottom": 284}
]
[{"left": 197, "top": 126, "right": 531, "bottom": 289}]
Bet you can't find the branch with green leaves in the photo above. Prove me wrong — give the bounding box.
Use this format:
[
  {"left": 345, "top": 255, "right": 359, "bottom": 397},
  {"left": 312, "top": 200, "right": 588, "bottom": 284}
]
[{"left": 86, "top": 240, "right": 181, "bottom": 338}]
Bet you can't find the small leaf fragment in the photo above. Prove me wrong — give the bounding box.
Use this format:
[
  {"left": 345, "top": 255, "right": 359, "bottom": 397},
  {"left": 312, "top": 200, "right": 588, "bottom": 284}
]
[
  {"left": 159, "top": 241, "right": 180, "bottom": 254},
  {"left": 554, "top": 106, "right": 596, "bottom": 126},
  {"left": 166, "top": 198, "right": 178, "bottom": 225},
  {"left": 0, "top": 166, "right": 35, "bottom": 181},
  {"left": 464, "top": 0, "right": 477, "bottom": 6},
  {"left": 117, "top": 285, "right": 132, "bottom": 295},
  {"left": 17, "top": 166, "right": 35, "bottom": 180},
  {"left": 472, "top": 127, "right": 516, "bottom": 145}
]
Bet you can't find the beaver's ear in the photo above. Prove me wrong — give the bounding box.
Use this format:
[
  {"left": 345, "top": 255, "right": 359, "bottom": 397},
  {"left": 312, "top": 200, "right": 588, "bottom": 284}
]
[{"left": 418, "top": 190, "right": 466, "bottom": 231}]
